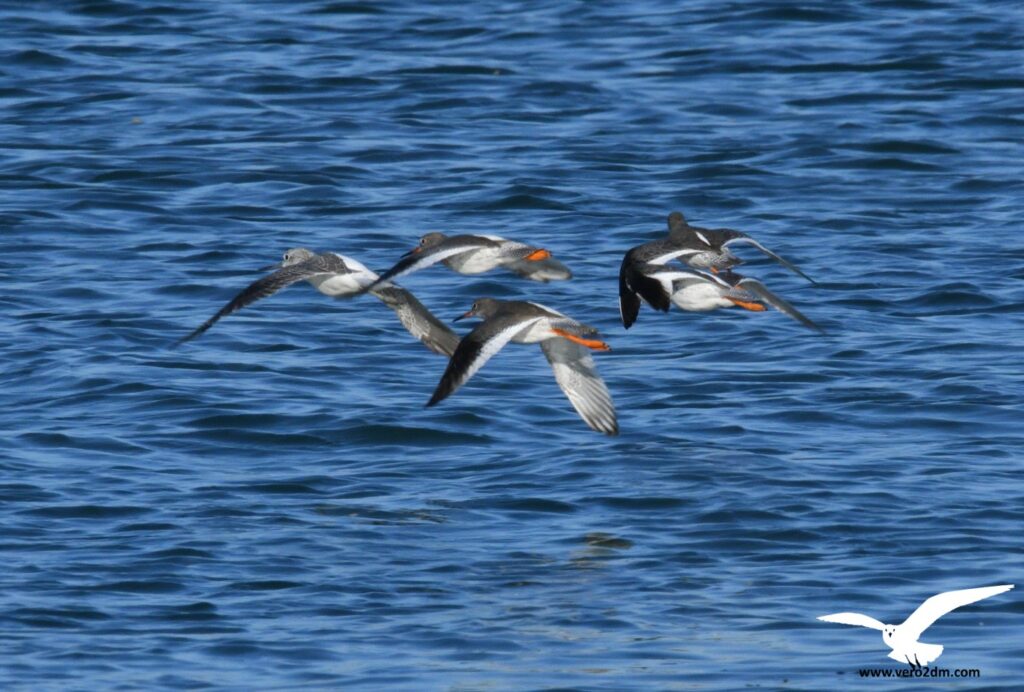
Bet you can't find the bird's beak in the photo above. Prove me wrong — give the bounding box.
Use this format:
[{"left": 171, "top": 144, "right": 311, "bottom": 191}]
[
  {"left": 452, "top": 309, "right": 474, "bottom": 323},
  {"left": 401, "top": 246, "right": 422, "bottom": 259}
]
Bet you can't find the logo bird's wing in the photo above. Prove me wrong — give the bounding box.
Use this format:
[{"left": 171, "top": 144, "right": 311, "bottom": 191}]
[
  {"left": 818, "top": 612, "right": 885, "bottom": 630},
  {"left": 900, "top": 585, "right": 1013, "bottom": 641}
]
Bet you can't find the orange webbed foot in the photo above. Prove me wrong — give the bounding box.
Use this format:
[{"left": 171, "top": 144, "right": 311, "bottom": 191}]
[
  {"left": 550, "top": 328, "right": 611, "bottom": 351},
  {"left": 727, "top": 298, "right": 767, "bottom": 312}
]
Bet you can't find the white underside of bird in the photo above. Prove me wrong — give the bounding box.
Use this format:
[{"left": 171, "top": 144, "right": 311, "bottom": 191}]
[
  {"left": 886, "top": 640, "right": 944, "bottom": 667},
  {"left": 306, "top": 253, "right": 376, "bottom": 295},
  {"left": 444, "top": 244, "right": 512, "bottom": 274},
  {"left": 642, "top": 268, "right": 745, "bottom": 311},
  {"left": 667, "top": 277, "right": 737, "bottom": 311}
]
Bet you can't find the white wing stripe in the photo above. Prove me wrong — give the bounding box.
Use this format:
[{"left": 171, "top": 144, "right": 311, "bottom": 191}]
[
  {"left": 647, "top": 268, "right": 726, "bottom": 288},
  {"left": 527, "top": 301, "right": 569, "bottom": 319},
  {"left": 386, "top": 245, "right": 480, "bottom": 283},
  {"left": 650, "top": 248, "right": 701, "bottom": 264},
  {"left": 456, "top": 318, "right": 542, "bottom": 391}
]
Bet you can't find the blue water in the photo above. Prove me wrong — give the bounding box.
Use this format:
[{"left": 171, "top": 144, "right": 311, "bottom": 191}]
[{"left": 2, "top": 1, "right": 1022, "bottom": 688}]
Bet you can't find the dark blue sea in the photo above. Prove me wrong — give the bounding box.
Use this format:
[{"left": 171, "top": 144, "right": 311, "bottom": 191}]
[{"left": 2, "top": 1, "right": 1022, "bottom": 689}]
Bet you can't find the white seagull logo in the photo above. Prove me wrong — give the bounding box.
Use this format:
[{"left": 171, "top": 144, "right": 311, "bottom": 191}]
[{"left": 818, "top": 584, "right": 1014, "bottom": 668}]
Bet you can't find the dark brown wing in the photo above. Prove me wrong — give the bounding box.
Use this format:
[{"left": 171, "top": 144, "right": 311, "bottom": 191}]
[
  {"left": 426, "top": 315, "right": 541, "bottom": 406},
  {"left": 618, "top": 254, "right": 642, "bottom": 329},
  {"left": 176, "top": 263, "right": 321, "bottom": 346},
  {"left": 619, "top": 249, "right": 671, "bottom": 329}
]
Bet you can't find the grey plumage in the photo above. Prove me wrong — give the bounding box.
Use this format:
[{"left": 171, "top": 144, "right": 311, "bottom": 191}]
[
  {"left": 505, "top": 255, "right": 572, "bottom": 282},
  {"left": 175, "top": 252, "right": 346, "bottom": 346},
  {"left": 540, "top": 338, "right": 618, "bottom": 436},
  {"left": 368, "top": 232, "right": 563, "bottom": 289},
  {"left": 732, "top": 276, "right": 824, "bottom": 333},
  {"left": 176, "top": 248, "right": 460, "bottom": 355},
  {"left": 427, "top": 299, "right": 618, "bottom": 436},
  {"left": 667, "top": 210, "right": 815, "bottom": 283},
  {"left": 370, "top": 285, "right": 460, "bottom": 356}
]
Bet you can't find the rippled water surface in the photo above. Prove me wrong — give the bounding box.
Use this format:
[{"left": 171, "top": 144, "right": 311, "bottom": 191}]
[{"left": 2, "top": 1, "right": 1023, "bottom": 688}]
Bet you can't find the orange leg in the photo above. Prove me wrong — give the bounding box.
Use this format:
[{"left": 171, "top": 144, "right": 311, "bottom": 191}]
[
  {"left": 727, "top": 297, "right": 766, "bottom": 312},
  {"left": 550, "top": 328, "right": 611, "bottom": 351}
]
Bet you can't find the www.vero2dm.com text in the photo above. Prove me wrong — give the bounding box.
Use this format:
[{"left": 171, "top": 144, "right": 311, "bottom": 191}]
[{"left": 857, "top": 667, "right": 980, "bottom": 679}]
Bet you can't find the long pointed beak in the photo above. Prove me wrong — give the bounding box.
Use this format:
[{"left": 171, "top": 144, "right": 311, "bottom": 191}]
[
  {"left": 400, "top": 246, "right": 422, "bottom": 259},
  {"left": 452, "top": 309, "right": 474, "bottom": 323}
]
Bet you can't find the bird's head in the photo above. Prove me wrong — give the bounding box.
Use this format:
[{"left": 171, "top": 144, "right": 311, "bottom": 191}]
[
  {"left": 281, "top": 248, "right": 314, "bottom": 266},
  {"left": 882, "top": 625, "right": 898, "bottom": 643},
  {"left": 667, "top": 210, "right": 690, "bottom": 238},
  {"left": 260, "top": 247, "right": 313, "bottom": 271},
  {"left": 454, "top": 297, "right": 501, "bottom": 322},
  {"left": 405, "top": 232, "right": 447, "bottom": 257}
]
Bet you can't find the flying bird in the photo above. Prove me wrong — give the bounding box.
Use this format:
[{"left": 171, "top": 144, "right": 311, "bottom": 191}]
[
  {"left": 818, "top": 584, "right": 1014, "bottom": 668},
  {"left": 624, "top": 265, "right": 823, "bottom": 332},
  {"left": 427, "top": 298, "right": 618, "bottom": 435},
  {"left": 367, "top": 232, "right": 568, "bottom": 289},
  {"left": 176, "top": 248, "right": 459, "bottom": 356}
]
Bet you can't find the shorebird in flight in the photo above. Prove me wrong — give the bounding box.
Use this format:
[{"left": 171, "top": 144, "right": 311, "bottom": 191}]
[
  {"left": 620, "top": 263, "right": 823, "bottom": 332},
  {"left": 427, "top": 298, "right": 618, "bottom": 435},
  {"left": 818, "top": 584, "right": 1014, "bottom": 668},
  {"left": 368, "top": 232, "right": 569, "bottom": 289},
  {"left": 619, "top": 211, "right": 815, "bottom": 328},
  {"left": 176, "top": 248, "right": 459, "bottom": 356}
]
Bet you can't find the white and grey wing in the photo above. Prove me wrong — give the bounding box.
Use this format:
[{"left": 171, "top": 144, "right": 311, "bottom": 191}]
[
  {"left": 504, "top": 256, "right": 572, "bottom": 282},
  {"left": 817, "top": 612, "right": 886, "bottom": 630},
  {"left": 900, "top": 585, "right": 1014, "bottom": 640},
  {"left": 652, "top": 267, "right": 725, "bottom": 291},
  {"left": 736, "top": 277, "right": 824, "bottom": 332},
  {"left": 369, "top": 244, "right": 480, "bottom": 288},
  {"left": 427, "top": 316, "right": 542, "bottom": 406},
  {"left": 541, "top": 338, "right": 618, "bottom": 435},
  {"left": 370, "top": 285, "right": 460, "bottom": 357},
  {"left": 722, "top": 236, "right": 815, "bottom": 283},
  {"left": 649, "top": 246, "right": 702, "bottom": 265}
]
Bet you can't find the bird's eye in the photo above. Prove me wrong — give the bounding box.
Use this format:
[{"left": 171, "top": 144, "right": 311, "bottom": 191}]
[{"left": 283, "top": 253, "right": 289, "bottom": 261}]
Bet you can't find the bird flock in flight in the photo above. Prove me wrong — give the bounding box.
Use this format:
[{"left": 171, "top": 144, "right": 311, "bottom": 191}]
[{"left": 177, "top": 211, "right": 823, "bottom": 435}]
